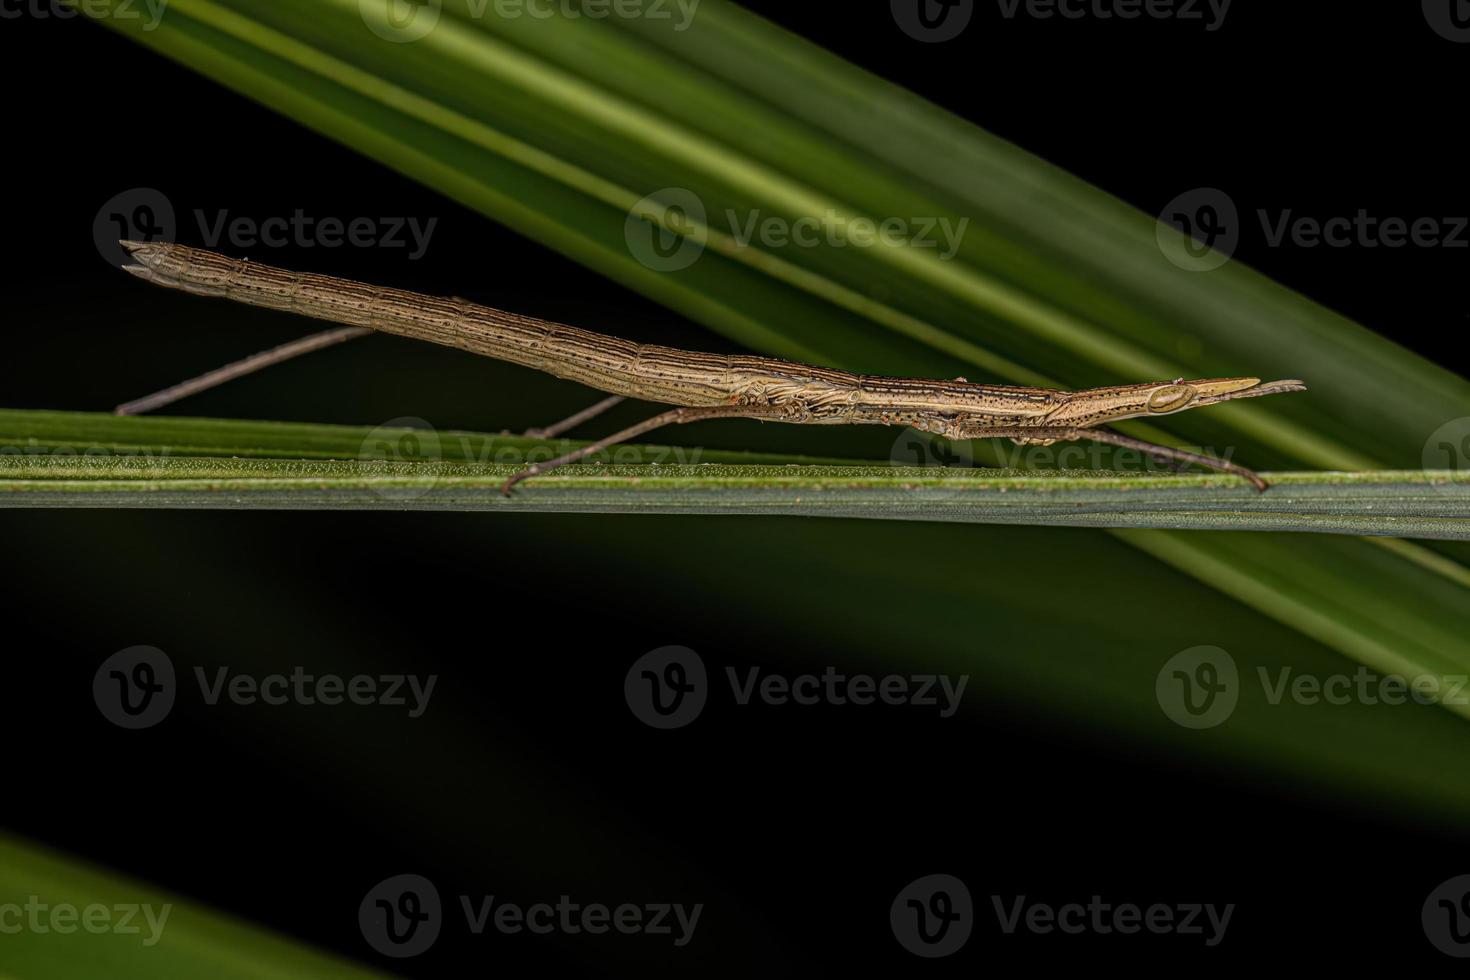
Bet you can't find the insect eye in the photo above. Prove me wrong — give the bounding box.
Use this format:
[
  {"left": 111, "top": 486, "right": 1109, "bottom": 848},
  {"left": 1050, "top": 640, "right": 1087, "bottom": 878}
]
[{"left": 1147, "top": 385, "right": 1195, "bottom": 413}]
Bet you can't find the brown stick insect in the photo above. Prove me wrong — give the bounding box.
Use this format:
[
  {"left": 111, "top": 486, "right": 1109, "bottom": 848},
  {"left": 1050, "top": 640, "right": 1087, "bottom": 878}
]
[{"left": 117, "top": 241, "right": 1307, "bottom": 494}]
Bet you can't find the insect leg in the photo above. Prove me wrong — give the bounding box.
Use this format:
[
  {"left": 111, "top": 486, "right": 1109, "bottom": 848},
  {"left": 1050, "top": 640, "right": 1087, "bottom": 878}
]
[
  {"left": 1073, "top": 427, "right": 1270, "bottom": 491},
  {"left": 114, "top": 327, "right": 372, "bottom": 415},
  {"left": 503, "top": 405, "right": 782, "bottom": 495},
  {"left": 522, "top": 395, "right": 627, "bottom": 439}
]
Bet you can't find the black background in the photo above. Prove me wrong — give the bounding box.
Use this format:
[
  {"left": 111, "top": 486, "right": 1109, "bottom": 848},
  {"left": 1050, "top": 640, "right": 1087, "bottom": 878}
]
[{"left": 2, "top": 1, "right": 1468, "bottom": 974}]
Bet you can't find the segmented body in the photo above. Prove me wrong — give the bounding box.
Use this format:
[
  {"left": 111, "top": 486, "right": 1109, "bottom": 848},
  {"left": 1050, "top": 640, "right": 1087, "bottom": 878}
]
[
  {"left": 120, "top": 242, "right": 1059, "bottom": 433},
  {"left": 120, "top": 241, "right": 1301, "bottom": 444}
]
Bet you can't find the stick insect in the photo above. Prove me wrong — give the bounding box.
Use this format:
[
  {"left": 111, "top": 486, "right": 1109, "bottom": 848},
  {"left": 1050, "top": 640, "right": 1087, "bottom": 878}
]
[{"left": 117, "top": 241, "right": 1307, "bottom": 494}]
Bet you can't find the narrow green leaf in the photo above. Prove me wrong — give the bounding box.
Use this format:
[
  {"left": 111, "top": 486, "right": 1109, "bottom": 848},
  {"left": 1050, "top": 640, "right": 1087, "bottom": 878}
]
[
  {"left": 0, "top": 833, "right": 384, "bottom": 979},
  {"left": 6, "top": 413, "right": 1470, "bottom": 541}
]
